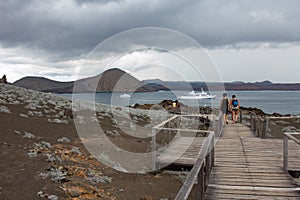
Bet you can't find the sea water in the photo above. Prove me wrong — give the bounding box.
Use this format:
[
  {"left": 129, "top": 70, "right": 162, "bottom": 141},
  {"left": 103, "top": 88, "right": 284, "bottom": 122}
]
[{"left": 60, "top": 90, "right": 300, "bottom": 115}]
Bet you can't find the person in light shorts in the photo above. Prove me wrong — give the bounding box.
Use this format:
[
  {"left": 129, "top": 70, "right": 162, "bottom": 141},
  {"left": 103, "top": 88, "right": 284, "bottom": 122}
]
[{"left": 230, "top": 95, "right": 240, "bottom": 124}]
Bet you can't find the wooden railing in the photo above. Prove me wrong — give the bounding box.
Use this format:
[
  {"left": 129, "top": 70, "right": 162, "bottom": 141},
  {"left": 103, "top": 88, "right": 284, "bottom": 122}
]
[
  {"left": 151, "top": 111, "right": 223, "bottom": 199},
  {"left": 174, "top": 113, "right": 222, "bottom": 200},
  {"left": 248, "top": 113, "right": 300, "bottom": 139},
  {"left": 174, "top": 132, "right": 215, "bottom": 200},
  {"left": 180, "top": 106, "right": 217, "bottom": 115},
  {"left": 283, "top": 132, "right": 300, "bottom": 171},
  {"left": 151, "top": 115, "right": 179, "bottom": 170},
  {"left": 249, "top": 112, "right": 268, "bottom": 138},
  {"left": 151, "top": 114, "right": 217, "bottom": 170}
]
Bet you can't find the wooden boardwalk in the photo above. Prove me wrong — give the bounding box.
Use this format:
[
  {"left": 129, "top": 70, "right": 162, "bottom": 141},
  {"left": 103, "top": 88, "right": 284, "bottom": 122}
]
[
  {"left": 157, "top": 122, "right": 300, "bottom": 199},
  {"left": 156, "top": 137, "right": 205, "bottom": 167},
  {"left": 206, "top": 123, "right": 300, "bottom": 200}
]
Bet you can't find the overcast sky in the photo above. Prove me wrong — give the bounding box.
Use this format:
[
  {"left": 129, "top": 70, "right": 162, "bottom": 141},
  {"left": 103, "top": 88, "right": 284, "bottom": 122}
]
[{"left": 0, "top": 0, "right": 300, "bottom": 83}]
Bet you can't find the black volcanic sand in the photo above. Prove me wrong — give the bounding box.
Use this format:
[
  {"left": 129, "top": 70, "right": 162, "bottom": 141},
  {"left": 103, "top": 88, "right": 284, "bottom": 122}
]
[{"left": 0, "top": 84, "right": 199, "bottom": 200}]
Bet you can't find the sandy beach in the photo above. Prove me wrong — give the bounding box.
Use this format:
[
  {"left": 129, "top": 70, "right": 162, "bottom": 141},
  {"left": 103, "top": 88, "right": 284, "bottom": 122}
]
[{"left": 0, "top": 84, "right": 195, "bottom": 200}]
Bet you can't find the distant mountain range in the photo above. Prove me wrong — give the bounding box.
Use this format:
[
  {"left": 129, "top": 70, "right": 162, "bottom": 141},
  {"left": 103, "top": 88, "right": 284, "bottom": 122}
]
[
  {"left": 13, "top": 68, "right": 159, "bottom": 93},
  {"left": 12, "top": 68, "right": 300, "bottom": 93}
]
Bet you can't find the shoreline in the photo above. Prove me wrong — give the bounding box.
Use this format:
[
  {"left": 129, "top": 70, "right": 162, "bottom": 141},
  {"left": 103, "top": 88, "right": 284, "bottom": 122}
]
[{"left": 58, "top": 90, "right": 300, "bottom": 116}]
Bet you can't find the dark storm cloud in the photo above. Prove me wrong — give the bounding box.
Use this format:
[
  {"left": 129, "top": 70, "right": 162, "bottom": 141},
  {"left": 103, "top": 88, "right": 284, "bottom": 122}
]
[{"left": 1, "top": 0, "right": 300, "bottom": 60}]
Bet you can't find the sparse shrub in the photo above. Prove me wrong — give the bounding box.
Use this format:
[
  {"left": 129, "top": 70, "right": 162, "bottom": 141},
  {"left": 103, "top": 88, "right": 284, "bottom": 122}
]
[
  {"left": 57, "top": 137, "right": 70, "bottom": 143},
  {"left": 70, "top": 147, "right": 81, "bottom": 155},
  {"left": 39, "top": 167, "right": 68, "bottom": 183},
  {"left": 0, "top": 105, "right": 10, "bottom": 113},
  {"left": 34, "top": 141, "right": 52, "bottom": 151},
  {"left": 23, "top": 132, "right": 35, "bottom": 139}
]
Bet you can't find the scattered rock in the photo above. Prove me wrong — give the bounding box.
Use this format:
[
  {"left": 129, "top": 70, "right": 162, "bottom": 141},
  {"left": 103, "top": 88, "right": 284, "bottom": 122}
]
[
  {"left": 67, "top": 187, "right": 82, "bottom": 197},
  {"left": 37, "top": 191, "right": 58, "bottom": 200},
  {"left": 20, "top": 113, "right": 29, "bottom": 118},
  {"left": 47, "top": 195, "right": 58, "bottom": 200},
  {"left": 14, "top": 130, "right": 22, "bottom": 135},
  {"left": 64, "top": 108, "right": 74, "bottom": 118},
  {"left": 63, "top": 182, "right": 105, "bottom": 199},
  {"left": 27, "top": 150, "right": 38, "bottom": 158}
]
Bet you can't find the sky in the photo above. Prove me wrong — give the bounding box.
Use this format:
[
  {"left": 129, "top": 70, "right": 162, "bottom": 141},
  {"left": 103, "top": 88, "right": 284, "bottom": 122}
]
[{"left": 0, "top": 0, "right": 300, "bottom": 83}]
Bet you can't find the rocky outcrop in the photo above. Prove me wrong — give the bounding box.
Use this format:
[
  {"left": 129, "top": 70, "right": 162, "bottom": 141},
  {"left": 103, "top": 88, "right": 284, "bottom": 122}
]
[
  {"left": 13, "top": 76, "right": 73, "bottom": 92},
  {"left": 13, "top": 68, "right": 156, "bottom": 93},
  {"left": 0, "top": 74, "right": 7, "bottom": 84},
  {"left": 73, "top": 68, "right": 154, "bottom": 93},
  {"left": 241, "top": 106, "right": 291, "bottom": 117}
]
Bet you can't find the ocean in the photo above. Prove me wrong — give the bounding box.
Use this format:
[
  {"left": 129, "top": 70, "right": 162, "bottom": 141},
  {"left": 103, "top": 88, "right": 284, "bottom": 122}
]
[{"left": 59, "top": 90, "right": 300, "bottom": 115}]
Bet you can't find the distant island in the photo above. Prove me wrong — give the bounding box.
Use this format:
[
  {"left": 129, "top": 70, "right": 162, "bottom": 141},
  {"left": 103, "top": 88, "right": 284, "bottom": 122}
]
[{"left": 11, "top": 68, "right": 300, "bottom": 93}]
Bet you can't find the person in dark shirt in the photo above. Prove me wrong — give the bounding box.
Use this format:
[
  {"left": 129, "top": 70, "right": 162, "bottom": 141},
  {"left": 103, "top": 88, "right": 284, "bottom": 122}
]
[{"left": 220, "top": 92, "right": 229, "bottom": 125}]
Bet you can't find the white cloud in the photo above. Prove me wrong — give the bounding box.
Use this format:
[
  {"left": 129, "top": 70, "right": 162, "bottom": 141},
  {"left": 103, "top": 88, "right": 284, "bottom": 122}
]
[
  {"left": 209, "top": 43, "right": 300, "bottom": 83},
  {"left": 1, "top": 0, "right": 300, "bottom": 83}
]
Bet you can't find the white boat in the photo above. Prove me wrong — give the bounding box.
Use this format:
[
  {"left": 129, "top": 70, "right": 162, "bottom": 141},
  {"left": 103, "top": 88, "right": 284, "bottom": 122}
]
[
  {"left": 119, "top": 93, "right": 131, "bottom": 98},
  {"left": 178, "top": 88, "right": 216, "bottom": 100}
]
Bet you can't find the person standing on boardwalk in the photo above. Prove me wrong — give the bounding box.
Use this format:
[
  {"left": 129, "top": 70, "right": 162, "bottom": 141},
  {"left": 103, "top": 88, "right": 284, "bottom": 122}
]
[
  {"left": 220, "top": 92, "right": 229, "bottom": 125},
  {"left": 230, "top": 94, "right": 240, "bottom": 123}
]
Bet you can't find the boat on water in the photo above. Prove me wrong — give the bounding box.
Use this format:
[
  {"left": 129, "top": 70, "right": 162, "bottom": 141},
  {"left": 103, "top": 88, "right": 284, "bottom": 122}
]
[
  {"left": 119, "top": 93, "right": 131, "bottom": 99},
  {"left": 178, "top": 88, "right": 216, "bottom": 100}
]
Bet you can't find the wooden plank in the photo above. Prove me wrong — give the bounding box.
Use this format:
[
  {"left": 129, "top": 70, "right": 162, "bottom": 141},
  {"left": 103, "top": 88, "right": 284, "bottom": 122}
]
[
  {"left": 206, "top": 193, "right": 300, "bottom": 200},
  {"left": 205, "top": 123, "right": 300, "bottom": 199},
  {"left": 207, "top": 184, "right": 300, "bottom": 192},
  {"left": 157, "top": 120, "right": 300, "bottom": 199},
  {"left": 157, "top": 137, "right": 205, "bottom": 166}
]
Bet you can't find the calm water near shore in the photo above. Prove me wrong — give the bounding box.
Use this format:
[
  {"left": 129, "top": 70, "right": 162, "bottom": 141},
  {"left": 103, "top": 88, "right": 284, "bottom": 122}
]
[{"left": 60, "top": 90, "right": 300, "bottom": 115}]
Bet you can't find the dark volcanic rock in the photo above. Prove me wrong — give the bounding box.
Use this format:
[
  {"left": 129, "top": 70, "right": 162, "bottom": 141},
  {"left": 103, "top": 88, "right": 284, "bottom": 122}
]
[{"left": 0, "top": 74, "right": 7, "bottom": 84}]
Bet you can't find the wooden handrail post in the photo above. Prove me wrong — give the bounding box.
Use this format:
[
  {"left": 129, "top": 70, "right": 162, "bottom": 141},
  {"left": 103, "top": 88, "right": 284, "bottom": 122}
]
[
  {"left": 214, "top": 119, "right": 219, "bottom": 138},
  {"left": 264, "top": 118, "right": 269, "bottom": 139},
  {"left": 239, "top": 109, "right": 242, "bottom": 123},
  {"left": 152, "top": 128, "right": 157, "bottom": 170},
  {"left": 253, "top": 116, "right": 256, "bottom": 134},
  {"left": 177, "top": 115, "right": 180, "bottom": 128},
  {"left": 205, "top": 154, "right": 210, "bottom": 188},
  {"left": 211, "top": 133, "right": 215, "bottom": 167},
  {"left": 283, "top": 134, "right": 288, "bottom": 171},
  {"left": 197, "top": 165, "right": 205, "bottom": 200},
  {"left": 258, "top": 118, "right": 261, "bottom": 138},
  {"left": 250, "top": 113, "right": 253, "bottom": 130},
  {"left": 283, "top": 132, "right": 300, "bottom": 171}
]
